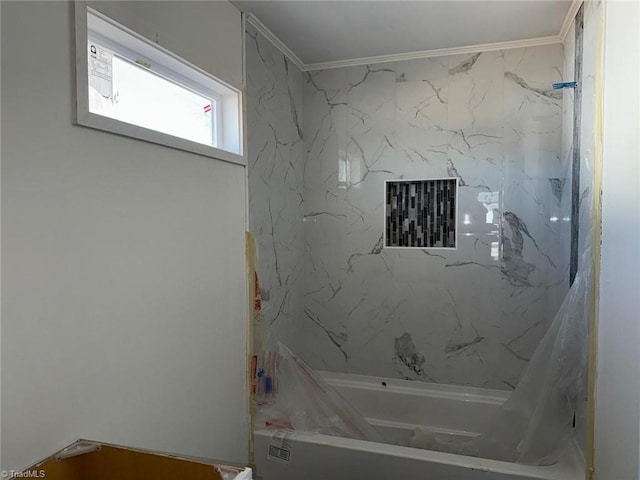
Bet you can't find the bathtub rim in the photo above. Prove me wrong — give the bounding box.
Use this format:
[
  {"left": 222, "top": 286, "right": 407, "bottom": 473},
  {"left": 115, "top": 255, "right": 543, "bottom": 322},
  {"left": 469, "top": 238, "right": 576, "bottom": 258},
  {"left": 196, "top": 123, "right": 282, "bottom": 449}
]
[
  {"left": 257, "top": 371, "right": 585, "bottom": 479},
  {"left": 254, "top": 428, "right": 585, "bottom": 480},
  {"left": 318, "top": 370, "right": 510, "bottom": 404}
]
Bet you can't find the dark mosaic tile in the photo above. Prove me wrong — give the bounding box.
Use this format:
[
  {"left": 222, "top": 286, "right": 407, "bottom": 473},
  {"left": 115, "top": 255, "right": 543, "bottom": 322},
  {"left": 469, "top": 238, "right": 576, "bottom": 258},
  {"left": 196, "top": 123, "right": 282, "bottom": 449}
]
[{"left": 385, "top": 178, "right": 458, "bottom": 248}]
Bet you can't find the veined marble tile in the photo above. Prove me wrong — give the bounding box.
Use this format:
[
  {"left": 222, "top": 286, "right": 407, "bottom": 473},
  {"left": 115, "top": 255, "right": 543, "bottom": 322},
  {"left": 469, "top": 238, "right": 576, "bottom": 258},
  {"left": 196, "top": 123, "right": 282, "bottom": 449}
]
[
  {"left": 448, "top": 51, "right": 505, "bottom": 132},
  {"left": 297, "top": 44, "right": 569, "bottom": 390},
  {"left": 246, "top": 39, "right": 570, "bottom": 390},
  {"left": 246, "top": 24, "right": 305, "bottom": 348},
  {"left": 395, "top": 57, "right": 449, "bottom": 171}
]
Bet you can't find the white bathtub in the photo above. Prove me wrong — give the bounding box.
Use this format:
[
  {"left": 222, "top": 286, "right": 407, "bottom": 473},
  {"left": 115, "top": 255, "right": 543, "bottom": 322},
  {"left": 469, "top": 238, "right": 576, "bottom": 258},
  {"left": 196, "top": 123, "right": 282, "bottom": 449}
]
[{"left": 254, "top": 372, "right": 584, "bottom": 480}]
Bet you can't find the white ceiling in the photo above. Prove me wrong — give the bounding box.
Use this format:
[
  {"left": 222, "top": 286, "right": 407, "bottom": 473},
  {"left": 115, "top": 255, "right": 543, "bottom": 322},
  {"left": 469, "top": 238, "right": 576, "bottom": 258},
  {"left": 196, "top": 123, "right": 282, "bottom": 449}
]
[{"left": 232, "top": 1, "right": 574, "bottom": 66}]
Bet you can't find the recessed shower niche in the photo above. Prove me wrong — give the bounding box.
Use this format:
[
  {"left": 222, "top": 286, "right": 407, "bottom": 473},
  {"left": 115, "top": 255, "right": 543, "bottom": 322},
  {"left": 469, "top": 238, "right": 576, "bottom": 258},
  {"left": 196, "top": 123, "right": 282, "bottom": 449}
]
[{"left": 384, "top": 178, "right": 458, "bottom": 249}]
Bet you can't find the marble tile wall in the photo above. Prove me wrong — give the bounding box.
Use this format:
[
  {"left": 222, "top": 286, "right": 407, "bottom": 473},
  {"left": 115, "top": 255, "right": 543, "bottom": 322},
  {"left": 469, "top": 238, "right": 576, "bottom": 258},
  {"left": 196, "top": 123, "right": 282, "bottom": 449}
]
[
  {"left": 245, "top": 24, "right": 305, "bottom": 348},
  {"left": 579, "top": 0, "right": 603, "bottom": 258},
  {"left": 301, "top": 44, "right": 570, "bottom": 389},
  {"left": 246, "top": 22, "right": 573, "bottom": 389}
]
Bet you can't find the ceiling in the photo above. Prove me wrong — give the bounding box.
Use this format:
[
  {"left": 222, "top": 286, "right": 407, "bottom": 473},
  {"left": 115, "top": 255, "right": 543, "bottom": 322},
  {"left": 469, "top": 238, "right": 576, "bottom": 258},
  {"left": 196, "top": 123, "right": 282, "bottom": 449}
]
[{"left": 232, "top": 1, "right": 575, "bottom": 67}]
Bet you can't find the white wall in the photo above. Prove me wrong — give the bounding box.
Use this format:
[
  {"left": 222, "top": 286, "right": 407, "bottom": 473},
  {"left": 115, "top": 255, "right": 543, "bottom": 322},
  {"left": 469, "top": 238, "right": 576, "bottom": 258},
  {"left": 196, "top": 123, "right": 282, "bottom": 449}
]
[
  {"left": 595, "top": 1, "right": 640, "bottom": 479},
  {"left": 1, "top": 0, "right": 248, "bottom": 471}
]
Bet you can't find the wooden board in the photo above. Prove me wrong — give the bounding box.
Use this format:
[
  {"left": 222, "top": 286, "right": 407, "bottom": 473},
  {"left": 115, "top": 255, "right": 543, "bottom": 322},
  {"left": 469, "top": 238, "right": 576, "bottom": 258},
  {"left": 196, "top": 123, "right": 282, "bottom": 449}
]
[
  {"left": 585, "top": 12, "right": 605, "bottom": 480},
  {"left": 246, "top": 231, "right": 264, "bottom": 470},
  {"left": 23, "top": 441, "right": 243, "bottom": 480}
]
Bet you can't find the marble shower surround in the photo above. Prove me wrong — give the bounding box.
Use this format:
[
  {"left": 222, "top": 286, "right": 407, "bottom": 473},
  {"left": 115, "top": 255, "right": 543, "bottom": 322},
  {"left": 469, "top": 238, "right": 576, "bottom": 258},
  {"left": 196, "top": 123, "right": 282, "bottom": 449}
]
[
  {"left": 245, "top": 24, "right": 305, "bottom": 348},
  {"left": 301, "top": 45, "right": 569, "bottom": 389},
  {"left": 245, "top": 23, "right": 570, "bottom": 389}
]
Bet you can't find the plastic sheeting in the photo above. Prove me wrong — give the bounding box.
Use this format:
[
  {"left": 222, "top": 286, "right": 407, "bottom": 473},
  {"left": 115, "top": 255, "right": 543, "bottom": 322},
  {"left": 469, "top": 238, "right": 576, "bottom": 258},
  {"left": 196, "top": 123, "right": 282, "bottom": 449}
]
[
  {"left": 471, "top": 246, "right": 592, "bottom": 464},
  {"left": 254, "top": 247, "right": 592, "bottom": 464},
  {"left": 254, "top": 245, "right": 592, "bottom": 465},
  {"left": 254, "top": 342, "right": 382, "bottom": 442},
  {"left": 403, "top": 246, "right": 592, "bottom": 464},
  {"left": 381, "top": 243, "right": 592, "bottom": 466}
]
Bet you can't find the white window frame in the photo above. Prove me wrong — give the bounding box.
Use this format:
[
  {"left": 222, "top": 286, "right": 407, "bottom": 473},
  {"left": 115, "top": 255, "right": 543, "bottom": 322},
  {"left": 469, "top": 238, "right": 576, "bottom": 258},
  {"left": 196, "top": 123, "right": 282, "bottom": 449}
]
[{"left": 74, "top": 3, "right": 244, "bottom": 165}]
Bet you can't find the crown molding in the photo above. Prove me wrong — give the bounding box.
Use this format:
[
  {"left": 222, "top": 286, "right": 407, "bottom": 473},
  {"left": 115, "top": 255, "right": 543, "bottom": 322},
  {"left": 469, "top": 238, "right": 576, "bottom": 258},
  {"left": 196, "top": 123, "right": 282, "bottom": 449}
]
[
  {"left": 560, "top": 0, "right": 584, "bottom": 43},
  {"left": 304, "top": 35, "right": 561, "bottom": 71},
  {"left": 246, "top": 3, "right": 581, "bottom": 73},
  {"left": 245, "top": 13, "right": 305, "bottom": 72}
]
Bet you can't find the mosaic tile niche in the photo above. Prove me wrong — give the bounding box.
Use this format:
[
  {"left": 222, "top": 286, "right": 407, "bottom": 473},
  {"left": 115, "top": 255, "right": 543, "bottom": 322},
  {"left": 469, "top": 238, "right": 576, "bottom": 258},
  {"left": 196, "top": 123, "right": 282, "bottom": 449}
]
[{"left": 385, "top": 178, "right": 458, "bottom": 248}]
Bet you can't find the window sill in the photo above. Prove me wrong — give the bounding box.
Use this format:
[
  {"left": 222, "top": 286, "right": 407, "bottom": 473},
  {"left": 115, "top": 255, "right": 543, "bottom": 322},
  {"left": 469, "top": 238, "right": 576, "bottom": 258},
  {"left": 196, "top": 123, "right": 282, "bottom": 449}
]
[{"left": 75, "top": 111, "right": 246, "bottom": 166}]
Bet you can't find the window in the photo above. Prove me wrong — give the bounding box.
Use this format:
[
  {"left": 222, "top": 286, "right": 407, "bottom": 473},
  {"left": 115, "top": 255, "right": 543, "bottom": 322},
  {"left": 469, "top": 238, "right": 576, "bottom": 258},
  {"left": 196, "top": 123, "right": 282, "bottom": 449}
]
[{"left": 75, "top": 5, "right": 243, "bottom": 163}]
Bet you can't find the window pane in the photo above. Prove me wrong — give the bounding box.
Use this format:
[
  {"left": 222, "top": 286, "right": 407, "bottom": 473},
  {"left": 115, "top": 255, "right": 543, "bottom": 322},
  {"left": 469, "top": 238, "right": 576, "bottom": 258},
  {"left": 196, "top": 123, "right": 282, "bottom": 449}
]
[{"left": 89, "top": 50, "right": 214, "bottom": 147}]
